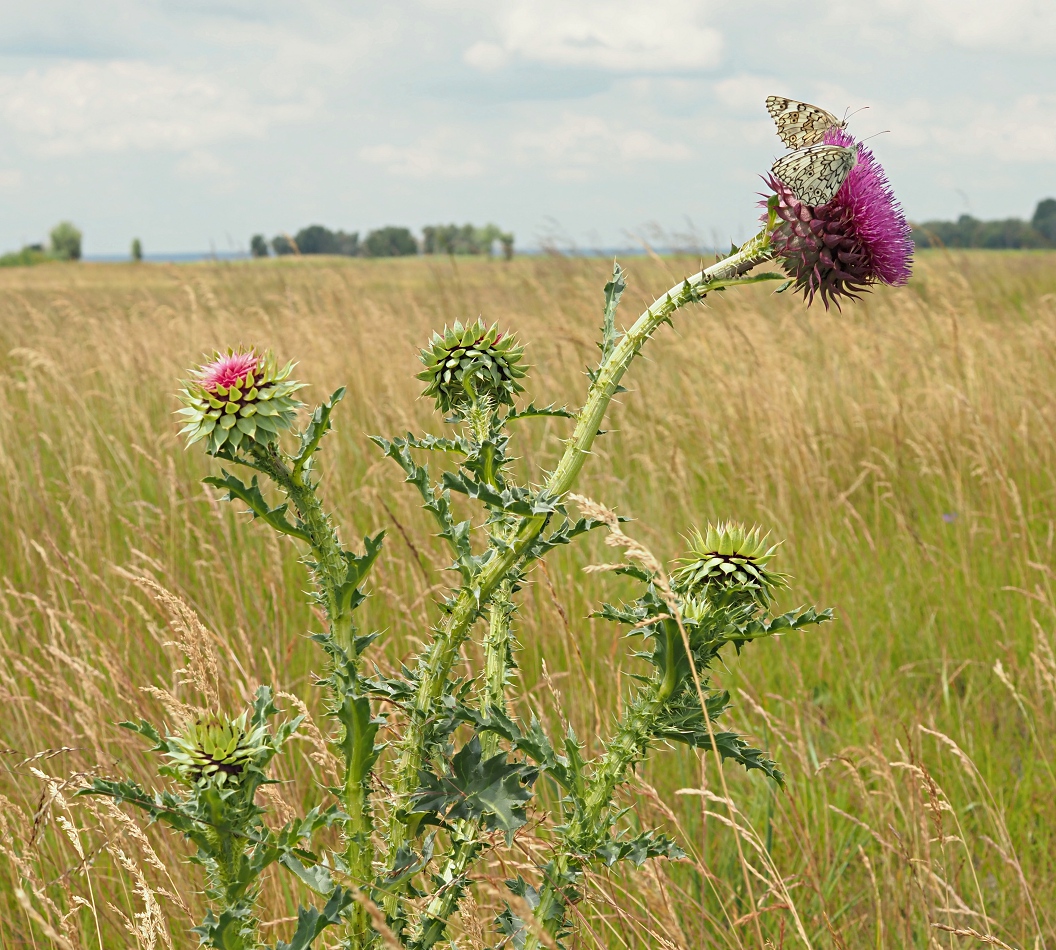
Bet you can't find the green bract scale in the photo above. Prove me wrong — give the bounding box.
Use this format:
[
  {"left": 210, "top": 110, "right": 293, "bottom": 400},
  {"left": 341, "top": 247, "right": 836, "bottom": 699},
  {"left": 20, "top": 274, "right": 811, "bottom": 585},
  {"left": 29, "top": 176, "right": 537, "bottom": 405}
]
[
  {"left": 177, "top": 348, "right": 305, "bottom": 455},
  {"left": 417, "top": 319, "right": 527, "bottom": 416},
  {"left": 166, "top": 712, "right": 269, "bottom": 788},
  {"left": 672, "top": 522, "right": 784, "bottom": 607}
]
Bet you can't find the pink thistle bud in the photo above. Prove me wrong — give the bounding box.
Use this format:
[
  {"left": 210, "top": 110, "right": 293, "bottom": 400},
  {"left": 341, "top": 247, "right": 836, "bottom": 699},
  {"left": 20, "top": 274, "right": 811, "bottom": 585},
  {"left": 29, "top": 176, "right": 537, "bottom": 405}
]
[
  {"left": 177, "top": 346, "right": 306, "bottom": 455},
  {"left": 197, "top": 351, "right": 259, "bottom": 393}
]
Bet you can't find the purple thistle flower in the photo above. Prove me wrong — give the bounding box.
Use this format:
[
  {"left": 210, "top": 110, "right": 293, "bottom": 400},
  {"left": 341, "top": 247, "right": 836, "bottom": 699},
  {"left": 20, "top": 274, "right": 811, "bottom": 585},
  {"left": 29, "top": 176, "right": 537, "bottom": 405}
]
[{"left": 763, "top": 128, "right": 913, "bottom": 309}]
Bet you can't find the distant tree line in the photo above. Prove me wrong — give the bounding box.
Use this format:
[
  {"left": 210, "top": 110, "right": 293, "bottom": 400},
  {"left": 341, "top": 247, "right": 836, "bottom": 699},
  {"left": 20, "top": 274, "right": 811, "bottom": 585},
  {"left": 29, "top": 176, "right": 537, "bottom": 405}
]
[
  {"left": 421, "top": 223, "right": 513, "bottom": 258},
  {"left": 0, "top": 221, "right": 82, "bottom": 267},
  {"left": 913, "top": 198, "right": 1056, "bottom": 249},
  {"left": 250, "top": 223, "right": 514, "bottom": 260}
]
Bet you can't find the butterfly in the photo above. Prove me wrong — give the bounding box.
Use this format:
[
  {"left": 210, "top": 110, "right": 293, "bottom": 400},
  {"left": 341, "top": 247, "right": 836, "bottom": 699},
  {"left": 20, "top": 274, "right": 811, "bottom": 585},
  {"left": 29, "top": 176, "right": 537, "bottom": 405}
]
[
  {"left": 766, "top": 95, "right": 848, "bottom": 150},
  {"left": 771, "top": 144, "right": 858, "bottom": 206}
]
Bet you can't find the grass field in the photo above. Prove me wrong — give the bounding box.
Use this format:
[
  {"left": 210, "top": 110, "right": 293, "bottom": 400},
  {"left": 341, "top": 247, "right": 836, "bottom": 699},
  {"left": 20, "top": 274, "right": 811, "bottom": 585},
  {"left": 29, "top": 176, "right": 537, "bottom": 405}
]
[{"left": 2, "top": 250, "right": 1056, "bottom": 949}]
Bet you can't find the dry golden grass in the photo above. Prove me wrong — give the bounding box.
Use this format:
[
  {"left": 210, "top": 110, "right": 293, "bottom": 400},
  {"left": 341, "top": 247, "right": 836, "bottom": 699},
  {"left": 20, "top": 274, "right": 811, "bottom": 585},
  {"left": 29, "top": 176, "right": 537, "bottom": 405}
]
[{"left": 1, "top": 250, "right": 1055, "bottom": 948}]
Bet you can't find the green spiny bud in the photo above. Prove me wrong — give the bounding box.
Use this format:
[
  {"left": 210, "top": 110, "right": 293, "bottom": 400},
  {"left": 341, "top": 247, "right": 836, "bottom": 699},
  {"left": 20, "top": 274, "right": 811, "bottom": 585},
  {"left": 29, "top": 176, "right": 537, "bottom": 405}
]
[
  {"left": 416, "top": 319, "right": 527, "bottom": 416},
  {"left": 166, "top": 712, "right": 269, "bottom": 787},
  {"left": 672, "top": 522, "right": 784, "bottom": 607},
  {"left": 177, "top": 347, "right": 305, "bottom": 455}
]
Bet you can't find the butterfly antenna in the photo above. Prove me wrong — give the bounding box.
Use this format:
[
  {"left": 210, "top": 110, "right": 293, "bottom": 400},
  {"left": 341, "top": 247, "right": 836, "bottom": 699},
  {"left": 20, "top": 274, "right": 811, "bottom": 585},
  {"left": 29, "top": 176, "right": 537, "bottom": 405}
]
[
  {"left": 859, "top": 130, "right": 890, "bottom": 144},
  {"left": 843, "top": 104, "right": 870, "bottom": 125}
]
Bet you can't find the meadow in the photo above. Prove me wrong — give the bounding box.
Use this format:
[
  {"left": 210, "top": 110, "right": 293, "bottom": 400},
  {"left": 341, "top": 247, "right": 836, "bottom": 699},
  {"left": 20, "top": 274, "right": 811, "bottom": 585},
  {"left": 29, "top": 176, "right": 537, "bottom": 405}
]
[{"left": 1, "top": 249, "right": 1055, "bottom": 949}]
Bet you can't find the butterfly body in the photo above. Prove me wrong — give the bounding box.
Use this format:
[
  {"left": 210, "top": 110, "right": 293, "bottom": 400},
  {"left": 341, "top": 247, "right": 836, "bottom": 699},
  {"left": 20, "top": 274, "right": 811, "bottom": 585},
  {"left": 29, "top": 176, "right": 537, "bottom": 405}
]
[
  {"left": 766, "top": 95, "right": 847, "bottom": 149},
  {"left": 771, "top": 144, "right": 858, "bottom": 207}
]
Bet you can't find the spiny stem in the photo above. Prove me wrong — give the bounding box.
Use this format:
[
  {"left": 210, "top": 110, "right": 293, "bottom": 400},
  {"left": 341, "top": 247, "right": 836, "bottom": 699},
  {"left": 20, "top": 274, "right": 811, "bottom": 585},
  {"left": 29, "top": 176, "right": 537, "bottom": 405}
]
[
  {"left": 481, "top": 578, "right": 514, "bottom": 756},
  {"left": 206, "top": 828, "right": 261, "bottom": 950},
  {"left": 522, "top": 669, "right": 674, "bottom": 950},
  {"left": 251, "top": 446, "right": 355, "bottom": 651},
  {"left": 407, "top": 577, "right": 517, "bottom": 950},
  {"left": 249, "top": 445, "right": 374, "bottom": 950},
  {"left": 382, "top": 231, "right": 774, "bottom": 873}
]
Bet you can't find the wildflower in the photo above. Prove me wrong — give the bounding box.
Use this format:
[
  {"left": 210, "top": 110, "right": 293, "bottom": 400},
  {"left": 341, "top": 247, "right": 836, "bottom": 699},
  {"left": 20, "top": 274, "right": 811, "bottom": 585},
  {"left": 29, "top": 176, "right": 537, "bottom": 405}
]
[
  {"left": 177, "top": 347, "right": 304, "bottom": 455},
  {"left": 417, "top": 319, "right": 527, "bottom": 416},
  {"left": 166, "top": 712, "right": 270, "bottom": 788},
  {"left": 672, "top": 522, "right": 783, "bottom": 609},
  {"left": 764, "top": 128, "right": 913, "bottom": 309}
]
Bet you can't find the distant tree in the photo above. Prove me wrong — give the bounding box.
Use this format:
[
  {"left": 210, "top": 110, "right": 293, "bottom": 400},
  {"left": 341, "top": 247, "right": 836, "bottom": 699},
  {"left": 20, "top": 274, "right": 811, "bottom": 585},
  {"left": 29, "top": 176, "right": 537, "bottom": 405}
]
[
  {"left": 0, "top": 246, "right": 51, "bottom": 268},
  {"left": 362, "top": 226, "right": 417, "bottom": 257},
  {"left": 333, "top": 230, "right": 360, "bottom": 256},
  {"left": 912, "top": 213, "right": 1049, "bottom": 249},
  {"left": 250, "top": 234, "right": 269, "bottom": 258},
  {"left": 1033, "top": 198, "right": 1056, "bottom": 243},
  {"left": 293, "top": 225, "right": 360, "bottom": 256},
  {"left": 476, "top": 223, "right": 514, "bottom": 258},
  {"left": 421, "top": 223, "right": 512, "bottom": 256},
  {"left": 50, "top": 221, "right": 82, "bottom": 261},
  {"left": 131, "top": 238, "right": 143, "bottom": 262},
  {"left": 272, "top": 234, "right": 297, "bottom": 256},
  {"left": 335, "top": 231, "right": 361, "bottom": 254},
  {"left": 295, "top": 225, "right": 336, "bottom": 254}
]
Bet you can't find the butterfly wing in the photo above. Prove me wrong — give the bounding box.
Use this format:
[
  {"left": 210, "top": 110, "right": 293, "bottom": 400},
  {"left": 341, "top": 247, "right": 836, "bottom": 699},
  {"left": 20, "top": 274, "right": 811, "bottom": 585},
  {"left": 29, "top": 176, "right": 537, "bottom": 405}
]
[
  {"left": 766, "top": 95, "right": 845, "bottom": 149},
  {"left": 771, "top": 145, "right": 858, "bottom": 206}
]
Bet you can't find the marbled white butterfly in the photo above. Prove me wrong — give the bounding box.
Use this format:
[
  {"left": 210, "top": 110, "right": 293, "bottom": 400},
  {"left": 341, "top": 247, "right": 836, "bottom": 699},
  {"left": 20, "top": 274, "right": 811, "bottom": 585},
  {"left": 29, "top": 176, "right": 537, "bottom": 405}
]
[
  {"left": 771, "top": 144, "right": 858, "bottom": 207},
  {"left": 766, "top": 95, "right": 848, "bottom": 149}
]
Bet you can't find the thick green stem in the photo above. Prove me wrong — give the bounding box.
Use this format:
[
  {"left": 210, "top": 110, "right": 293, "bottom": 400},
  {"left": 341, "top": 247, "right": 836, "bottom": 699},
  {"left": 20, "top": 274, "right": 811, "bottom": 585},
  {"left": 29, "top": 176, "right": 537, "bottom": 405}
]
[
  {"left": 251, "top": 446, "right": 374, "bottom": 949},
  {"left": 523, "top": 639, "right": 678, "bottom": 950},
  {"left": 481, "top": 578, "right": 514, "bottom": 758},
  {"left": 207, "top": 828, "right": 261, "bottom": 950},
  {"left": 407, "top": 578, "right": 517, "bottom": 950},
  {"left": 253, "top": 447, "right": 354, "bottom": 650},
  {"left": 383, "top": 232, "right": 773, "bottom": 870},
  {"left": 584, "top": 690, "right": 665, "bottom": 833}
]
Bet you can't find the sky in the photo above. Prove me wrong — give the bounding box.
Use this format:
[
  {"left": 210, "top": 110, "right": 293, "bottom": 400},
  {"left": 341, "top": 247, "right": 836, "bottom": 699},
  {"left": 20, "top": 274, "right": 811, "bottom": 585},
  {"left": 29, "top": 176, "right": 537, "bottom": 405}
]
[{"left": 0, "top": 0, "right": 1053, "bottom": 255}]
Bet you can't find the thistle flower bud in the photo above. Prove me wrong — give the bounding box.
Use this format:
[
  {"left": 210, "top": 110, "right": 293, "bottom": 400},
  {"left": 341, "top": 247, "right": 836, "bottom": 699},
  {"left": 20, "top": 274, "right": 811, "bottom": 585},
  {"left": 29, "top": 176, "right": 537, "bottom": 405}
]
[
  {"left": 166, "top": 712, "right": 269, "bottom": 788},
  {"left": 177, "top": 348, "right": 305, "bottom": 455},
  {"left": 417, "top": 320, "right": 526, "bottom": 416},
  {"left": 672, "top": 522, "right": 783, "bottom": 608}
]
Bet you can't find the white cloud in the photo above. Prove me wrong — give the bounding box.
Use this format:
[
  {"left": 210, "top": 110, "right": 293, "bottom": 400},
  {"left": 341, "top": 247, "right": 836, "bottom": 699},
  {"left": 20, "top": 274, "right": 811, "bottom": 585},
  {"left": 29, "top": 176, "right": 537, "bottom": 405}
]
[
  {"left": 911, "top": 94, "right": 1056, "bottom": 163},
  {"left": 359, "top": 137, "right": 486, "bottom": 179},
  {"left": 827, "top": 0, "right": 1056, "bottom": 52},
  {"left": 512, "top": 113, "right": 692, "bottom": 179},
  {"left": 462, "top": 0, "right": 722, "bottom": 73},
  {"left": 0, "top": 60, "right": 315, "bottom": 156},
  {"left": 714, "top": 75, "right": 779, "bottom": 114},
  {"left": 464, "top": 42, "right": 508, "bottom": 72},
  {"left": 175, "top": 149, "right": 232, "bottom": 179},
  {"left": 0, "top": 169, "right": 22, "bottom": 188}
]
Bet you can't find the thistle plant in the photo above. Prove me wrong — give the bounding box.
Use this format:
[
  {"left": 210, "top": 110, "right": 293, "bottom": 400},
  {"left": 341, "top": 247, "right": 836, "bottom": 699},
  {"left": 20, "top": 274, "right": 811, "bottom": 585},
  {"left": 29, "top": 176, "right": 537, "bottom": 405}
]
[
  {"left": 79, "top": 688, "right": 346, "bottom": 950},
  {"left": 86, "top": 98, "right": 912, "bottom": 949}
]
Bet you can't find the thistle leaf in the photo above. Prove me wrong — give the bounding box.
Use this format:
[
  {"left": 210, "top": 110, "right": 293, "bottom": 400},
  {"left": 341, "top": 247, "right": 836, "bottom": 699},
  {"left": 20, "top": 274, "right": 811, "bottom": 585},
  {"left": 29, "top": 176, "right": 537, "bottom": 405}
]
[
  {"left": 411, "top": 736, "right": 536, "bottom": 837},
  {"left": 203, "top": 471, "right": 312, "bottom": 544},
  {"left": 335, "top": 531, "right": 386, "bottom": 615},
  {"left": 274, "top": 888, "right": 354, "bottom": 950},
  {"left": 294, "top": 387, "right": 346, "bottom": 475},
  {"left": 504, "top": 402, "right": 575, "bottom": 422},
  {"left": 600, "top": 261, "right": 626, "bottom": 363},
  {"left": 334, "top": 694, "right": 381, "bottom": 783},
  {"left": 592, "top": 830, "right": 685, "bottom": 868}
]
